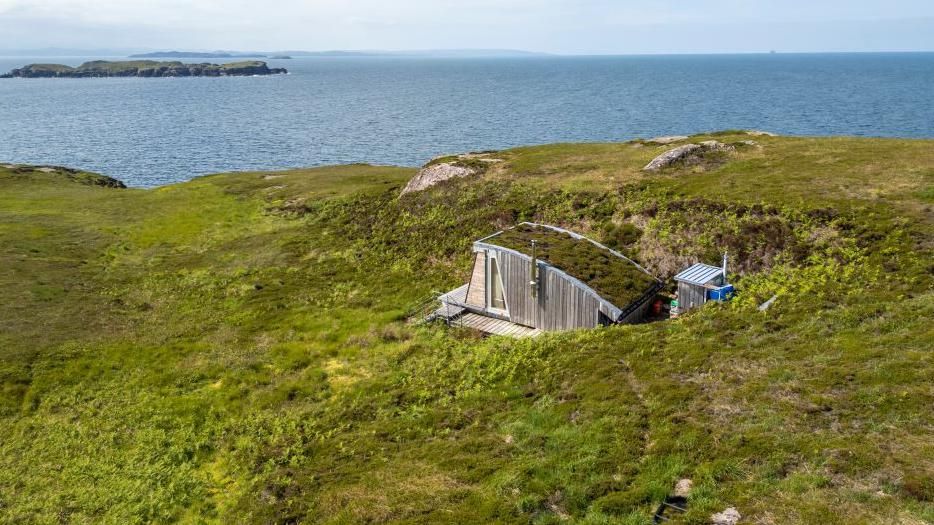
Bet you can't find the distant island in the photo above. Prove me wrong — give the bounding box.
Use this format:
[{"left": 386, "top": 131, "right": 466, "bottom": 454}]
[
  {"left": 128, "top": 51, "right": 268, "bottom": 59},
  {"left": 0, "top": 60, "right": 288, "bottom": 78}
]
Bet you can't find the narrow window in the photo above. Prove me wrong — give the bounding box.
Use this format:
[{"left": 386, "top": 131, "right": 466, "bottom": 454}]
[{"left": 490, "top": 257, "right": 507, "bottom": 311}]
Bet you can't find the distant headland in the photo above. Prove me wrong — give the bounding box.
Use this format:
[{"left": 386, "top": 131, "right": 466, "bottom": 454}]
[
  {"left": 0, "top": 60, "right": 288, "bottom": 78},
  {"left": 129, "top": 51, "right": 270, "bottom": 59}
]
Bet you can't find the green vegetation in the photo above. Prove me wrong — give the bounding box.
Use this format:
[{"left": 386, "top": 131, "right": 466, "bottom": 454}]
[
  {"left": 0, "top": 132, "right": 932, "bottom": 524},
  {"left": 488, "top": 223, "right": 660, "bottom": 308}
]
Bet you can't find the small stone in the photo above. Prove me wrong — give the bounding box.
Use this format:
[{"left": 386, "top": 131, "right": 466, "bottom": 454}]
[
  {"left": 699, "top": 140, "right": 736, "bottom": 152},
  {"left": 711, "top": 507, "right": 741, "bottom": 525},
  {"left": 674, "top": 478, "right": 693, "bottom": 498}
]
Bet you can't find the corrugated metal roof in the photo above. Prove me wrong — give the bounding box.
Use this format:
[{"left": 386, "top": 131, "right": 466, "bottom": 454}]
[{"left": 674, "top": 263, "right": 723, "bottom": 285}]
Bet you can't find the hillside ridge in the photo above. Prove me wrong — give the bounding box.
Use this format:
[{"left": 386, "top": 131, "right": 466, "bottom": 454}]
[{"left": 1, "top": 133, "right": 931, "bottom": 524}]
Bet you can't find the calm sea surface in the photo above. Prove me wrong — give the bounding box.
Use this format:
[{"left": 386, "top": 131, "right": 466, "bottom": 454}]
[{"left": 1, "top": 53, "right": 933, "bottom": 187}]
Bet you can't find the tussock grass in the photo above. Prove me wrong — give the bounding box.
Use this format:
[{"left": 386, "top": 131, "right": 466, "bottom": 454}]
[{"left": 0, "top": 135, "right": 932, "bottom": 523}]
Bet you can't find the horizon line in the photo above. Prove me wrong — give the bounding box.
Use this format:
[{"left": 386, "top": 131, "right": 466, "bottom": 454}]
[{"left": 2, "top": 48, "right": 934, "bottom": 58}]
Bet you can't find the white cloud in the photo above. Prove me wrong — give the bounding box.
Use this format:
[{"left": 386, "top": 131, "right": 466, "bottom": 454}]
[{"left": 1, "top": 0, "right": 933, "bottom": 53}]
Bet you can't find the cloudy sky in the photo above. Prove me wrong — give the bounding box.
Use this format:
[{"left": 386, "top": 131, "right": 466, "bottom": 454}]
[{"left": 1, "top": 0, "right": 933, "bottom": 54}]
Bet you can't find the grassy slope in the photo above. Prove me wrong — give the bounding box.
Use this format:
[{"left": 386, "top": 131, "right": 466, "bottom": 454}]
[{"left": 0, "top": 134, "right": 931, "bottom": 524}]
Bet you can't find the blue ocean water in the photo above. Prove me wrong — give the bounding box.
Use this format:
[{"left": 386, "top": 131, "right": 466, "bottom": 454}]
[{"left": 1, "top": 53, "right": 932, "bottom": 187}]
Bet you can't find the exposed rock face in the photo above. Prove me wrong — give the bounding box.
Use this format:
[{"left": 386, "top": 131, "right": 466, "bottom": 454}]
[
  {"left": 402, "top": 162, "right": 476, "bottom": 194},
  {"left": 643, "top": 141, "right": 736, "bottom": 171},
  {"left": 643, "top": 144, "right": 702, "bottom": 171},
  {"left": 711, "top": 507, "right": 741, "bottom": 525},
  {"left": 401, "top": 153, "right": 503, "bottom": 195},
  {"left": 1, "top": 60, "right": 287, "bottom": 78}
]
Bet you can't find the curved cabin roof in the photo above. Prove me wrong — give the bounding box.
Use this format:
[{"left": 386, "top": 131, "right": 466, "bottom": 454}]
[{"left": 475, "top": 223, "right": 660, "bottom": 310}]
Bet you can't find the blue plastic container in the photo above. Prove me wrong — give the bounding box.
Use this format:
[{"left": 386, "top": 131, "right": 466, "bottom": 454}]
[{"left": 708, "top": 284, "right": 735, "bottom": 301}]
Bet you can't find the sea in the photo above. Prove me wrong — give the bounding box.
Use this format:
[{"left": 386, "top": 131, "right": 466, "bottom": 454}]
[{"left": 1, "top": 53, "right": 933, "bottom": 187}]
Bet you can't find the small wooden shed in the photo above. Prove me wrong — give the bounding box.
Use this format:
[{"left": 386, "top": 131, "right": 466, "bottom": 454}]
[
  {"left": 438, "top": 223, "right": 663, "bottom": 334},
  {"left": 672, "top": 259, "right": 730, "bottom": 312}
]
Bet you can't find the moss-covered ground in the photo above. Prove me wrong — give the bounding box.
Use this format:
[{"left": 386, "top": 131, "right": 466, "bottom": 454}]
[{"left": 0, "top": 132, "right": 931, "bottom": 524}]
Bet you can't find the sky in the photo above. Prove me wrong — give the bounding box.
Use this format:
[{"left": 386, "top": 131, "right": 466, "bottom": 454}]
[{"left": 1, "top": 0, "right": 933, "bottom": 55}]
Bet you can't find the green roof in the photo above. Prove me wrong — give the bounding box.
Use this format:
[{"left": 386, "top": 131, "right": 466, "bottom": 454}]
[{"left": 483, "top": 223, "right": 659, "bottom": 309}]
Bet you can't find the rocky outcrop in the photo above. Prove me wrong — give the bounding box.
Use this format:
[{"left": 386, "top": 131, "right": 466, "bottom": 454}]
[
  {"left": 401, "top": 153, "right": 503, "bottom": 195},
  {"left": 1, "top": 60, "right": 287, "bottom": 78},
  {"left": 402, "top": 163, "right": 476, "bottom": 194},
  {"left": 2, "top": 164, "right": 126, "bottom": 188},
  {"left": 643, "top": 141, "right": 735, "bottom": 171}
]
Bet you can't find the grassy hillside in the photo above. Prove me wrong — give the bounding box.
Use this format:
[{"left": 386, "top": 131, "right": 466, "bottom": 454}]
[{"left": 0, "top": 133, "right": 931, "bottom": 524}]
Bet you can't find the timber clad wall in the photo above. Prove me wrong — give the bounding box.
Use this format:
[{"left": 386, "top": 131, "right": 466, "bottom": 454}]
[
  {"left": 678, "top": 281, "right": 707, "bottom": 310},
  {"left": 487, "top": 247, "right": 622, "bottom": 331},
  {"left": 465, "top": 252, "right": 486, "bottom": 307},
  {"left": 449, "top": 225, "right": 662, "bottom": 332}
]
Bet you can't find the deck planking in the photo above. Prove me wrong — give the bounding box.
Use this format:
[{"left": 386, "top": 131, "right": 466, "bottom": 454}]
[{"left": 458, "top": 312, "right": 542, "bottom": 338}]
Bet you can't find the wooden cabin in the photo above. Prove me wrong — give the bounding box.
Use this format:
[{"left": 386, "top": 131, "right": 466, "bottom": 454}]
[
  {"left": 437, "top": 223, "right": 664, "bottom": 336},
  {"left": 672, "top": 257, "right": 733, "bottom": 313}
]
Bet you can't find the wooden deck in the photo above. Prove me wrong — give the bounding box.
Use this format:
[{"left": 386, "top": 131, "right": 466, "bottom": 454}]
[
  {"left": 458, "top": 312, "right": 543, "bottom": 338},
  {"left": 436, "top": 283, "right": 542, "bottom": 337}
]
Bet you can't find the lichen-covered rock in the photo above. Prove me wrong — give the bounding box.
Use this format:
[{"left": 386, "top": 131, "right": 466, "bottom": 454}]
[
  {"left": 711, "top": 507, "right": 741, "bottom": 525},
  {"left": 643, "top": 144, "right": 702, "bottom": 171},
  {"left": 699, "top": 140, "right": 736, "bottom": 152},
  {"left": 643, "top": 141, "right": 735, "bottom": 171},
  {"left": 401, "top": 153, "right": 503, "bottom": 195},
  {"left": 673, "top": 479, "right": 693, "bottom": 498},
  {"left": 401, "top": 162, "right": 476, "bottom": 194}
]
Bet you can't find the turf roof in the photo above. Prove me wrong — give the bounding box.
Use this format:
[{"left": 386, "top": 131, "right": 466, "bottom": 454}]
[{"left": 484, "top": 224, "right": 659, "bottom": 309}]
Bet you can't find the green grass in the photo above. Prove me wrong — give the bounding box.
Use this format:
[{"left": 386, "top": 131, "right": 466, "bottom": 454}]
[{"left": 0, "top": 135, "right": 931, "bottom": 524}]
